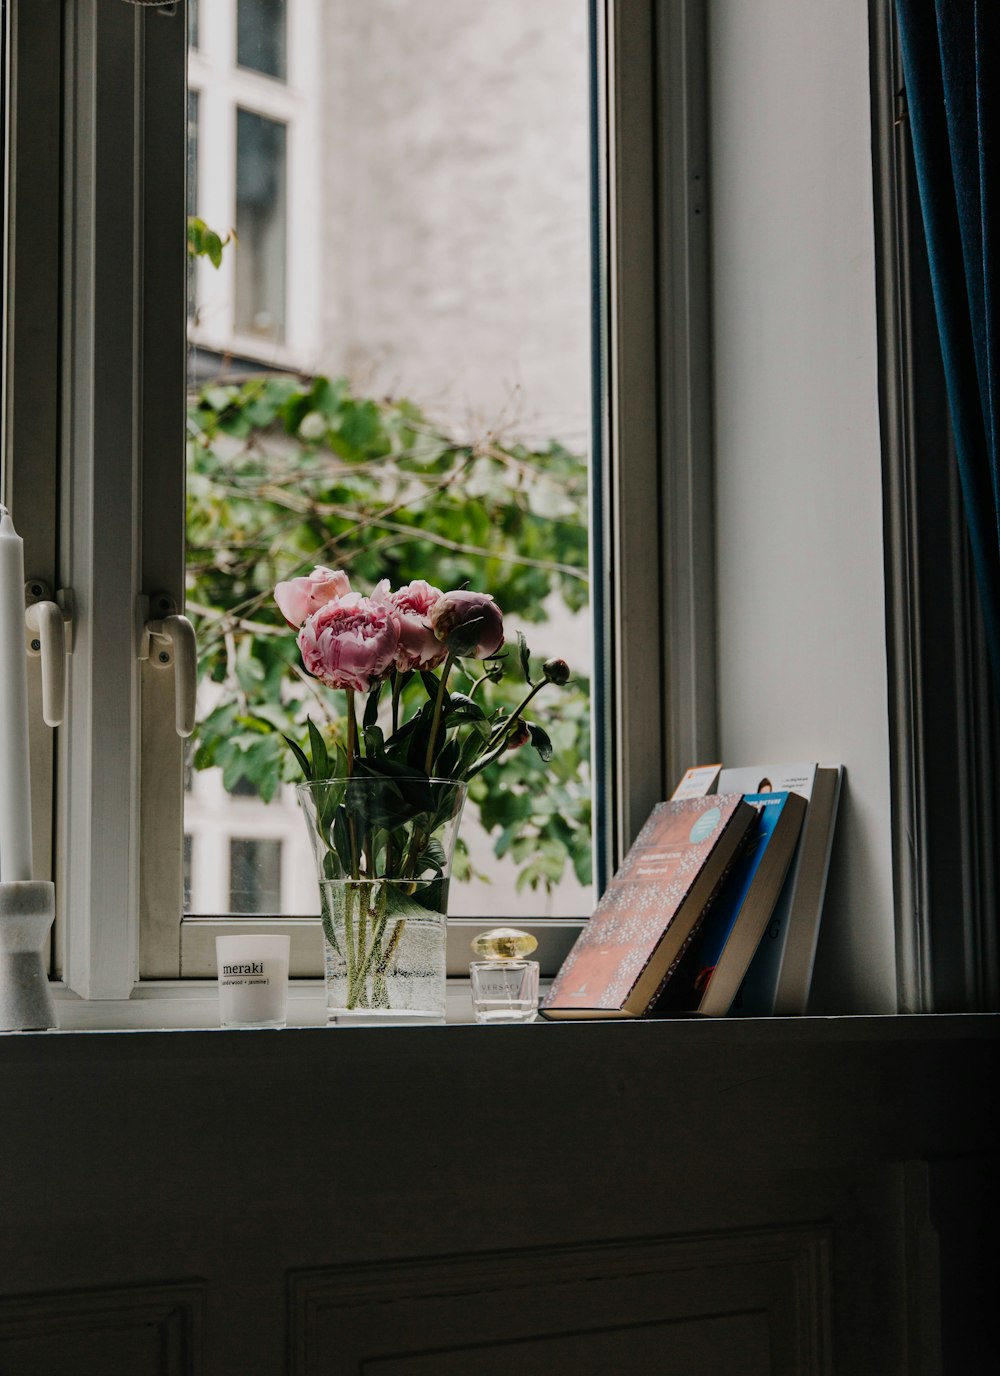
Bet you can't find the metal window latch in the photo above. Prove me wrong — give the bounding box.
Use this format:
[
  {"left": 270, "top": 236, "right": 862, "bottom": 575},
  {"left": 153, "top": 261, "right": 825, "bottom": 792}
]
[
  {"left": 140, "top": 593, "right": 197, "bottom": 738},
  {"left": 25, "top": 581, "right": 73, "bottom": 729}
]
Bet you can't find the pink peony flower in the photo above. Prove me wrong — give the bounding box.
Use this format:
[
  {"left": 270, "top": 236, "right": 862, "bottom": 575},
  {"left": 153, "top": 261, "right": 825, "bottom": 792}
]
[
  {"left": 297, "top": 591, "right": 399, "bottom": 693},
  {"left": 274, "top": 566, "right": 352, "bottom": 629},
  {"left": 390, "top": 580, "right": 447, "bottom": 672},
  {"left": 429, "top": 589, "right": 505, "bottom": 658}
]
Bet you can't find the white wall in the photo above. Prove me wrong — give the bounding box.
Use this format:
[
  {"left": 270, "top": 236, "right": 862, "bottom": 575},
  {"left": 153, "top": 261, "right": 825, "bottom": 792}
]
[{"left": 708, "top": 0, "right": 896, "bottom": 1012}]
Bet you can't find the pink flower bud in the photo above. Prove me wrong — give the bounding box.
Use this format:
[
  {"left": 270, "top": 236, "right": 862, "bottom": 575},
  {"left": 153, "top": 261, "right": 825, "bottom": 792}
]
[
  {"left": 429, "top": 589, "right": 504, "bottom": 659},
  {"left": 297, "top": 591, "right": 398, "bottom": 693},
  {"left": 389, "top": 580, "right": 448, "bottom": 672},
  {"left": 274, "top": 566, "right": 352, "bottom": 629},
  {"left": 504, "top": 719, "right": 531, "bottom": 751}
]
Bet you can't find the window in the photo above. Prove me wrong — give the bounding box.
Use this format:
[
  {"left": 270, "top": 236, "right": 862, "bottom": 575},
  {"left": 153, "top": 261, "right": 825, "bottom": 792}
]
[
  {"left": 0, "top": 0, "right": 720, "bottom": 1010},
  {"left": 187, "top": 89, "right": 199, "bottom": 317},
  {"left": 8, "top": 0, "right": 992, "bottom": 1019},
  {"left": 186, "top": 0, "right": 320, "bottom": 369},
  {"left": 233, "top": 107, "right": 287, "bottom": 341},
  {"left": 229, "top": 837, "right": 282, "bottom": 913},
  {"left": 237, "top": 0, "right": 286, "bottom": 81}
]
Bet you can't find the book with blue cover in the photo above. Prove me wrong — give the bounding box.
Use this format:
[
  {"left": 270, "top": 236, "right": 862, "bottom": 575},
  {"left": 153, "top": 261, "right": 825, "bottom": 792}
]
[
  {"left": 719, "top": 763, "right": 843, "bottom": 1015},
  {"left": 654, "top": 790, "right": 807, "bottom": 1016}
]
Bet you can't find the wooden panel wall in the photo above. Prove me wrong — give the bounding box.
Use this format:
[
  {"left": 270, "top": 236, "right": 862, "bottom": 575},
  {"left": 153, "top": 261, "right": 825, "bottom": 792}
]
[{"left": 0, "top": 1017, "right": 995, "bottom": 1374}]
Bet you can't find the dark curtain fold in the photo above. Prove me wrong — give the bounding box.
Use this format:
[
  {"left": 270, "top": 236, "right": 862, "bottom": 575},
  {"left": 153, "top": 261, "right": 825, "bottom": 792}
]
[{"left": 896, "top": 0, "right": 1000, "bottom": 690}]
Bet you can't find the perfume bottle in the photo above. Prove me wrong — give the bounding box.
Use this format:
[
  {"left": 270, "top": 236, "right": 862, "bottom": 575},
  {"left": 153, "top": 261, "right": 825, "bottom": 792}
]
[{"left": 469, "top": 927, "right": 540, "bottom": 1024}]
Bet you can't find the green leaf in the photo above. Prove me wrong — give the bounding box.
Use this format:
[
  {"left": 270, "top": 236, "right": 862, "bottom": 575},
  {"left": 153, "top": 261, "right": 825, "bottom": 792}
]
[
  {"left": 363, "top": 724, "right": 385, "bottom": 757},
  {"left": 363, "top": 681, "right": 383, "bottom": 730},
  {"left": 527, "top": 722, "right": 553, "bottom": 763},
  {"left": 435, "top": 739, "right": 461, "bottom": 778},
  {"left": 517, "top": 630, "right": 532, "bottom": 684},
  {"left": 282, "top": 734, "right": 313, "bottom": 783},
  {"left": 307, "top": 718, "right": 330, "bottom": 781},
  {"left": 420, "top": 669, "right": 447, "bottom": 703},
  {"left": 441, "top": 693, "right": 486, "bottom": 723}
]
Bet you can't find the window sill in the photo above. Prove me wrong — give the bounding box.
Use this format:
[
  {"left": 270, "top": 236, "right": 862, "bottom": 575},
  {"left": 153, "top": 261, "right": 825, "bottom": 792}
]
[
  {"left": 46, "top": 978, "right": 489, "bottom": 1031},
  {"left": 29, "top": 984, "right": 1000, "bottom": 1042}
]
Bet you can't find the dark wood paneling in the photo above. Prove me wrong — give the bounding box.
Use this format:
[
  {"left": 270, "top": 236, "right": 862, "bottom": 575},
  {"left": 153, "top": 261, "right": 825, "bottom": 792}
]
[
  {"left": 0, "top": 1282, "right": 204, "bottom": 1375},
  {"left": 290, "top": 1229, "right": 831, "bottom": 1376}
]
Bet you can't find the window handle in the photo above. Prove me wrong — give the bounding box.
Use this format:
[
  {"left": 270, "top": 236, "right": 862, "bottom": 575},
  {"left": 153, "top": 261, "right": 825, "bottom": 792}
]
[
  {"left": 25, "top": 583, "right": 72, "bottom": 729},
  {"left": 141, "top": 595, "right": 197, "bottom": 738}
]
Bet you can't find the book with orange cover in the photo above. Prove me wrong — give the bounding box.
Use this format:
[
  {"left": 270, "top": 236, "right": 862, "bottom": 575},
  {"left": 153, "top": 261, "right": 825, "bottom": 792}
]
[{"left": 540, "top": 794, "right": 757, "bottom": 1020}]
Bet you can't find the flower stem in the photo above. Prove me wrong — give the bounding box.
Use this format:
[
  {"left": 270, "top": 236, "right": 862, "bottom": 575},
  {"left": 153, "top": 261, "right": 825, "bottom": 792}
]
[
  {"left": 345, "top": 691, "right": 360, "bottom": 879},
  {"left": 391, "top": 669, "right": 402, "bottom": 735},
  {"left": 488, "top": 680, "right": 546, "bottom": 747},
  {"left": 466, "top": 681, "right": 549, "bottom": 780},
  {"left": 423, "top": 652, "right": 456, "bottom": 776},
  {"left": 345, "top": 690, "right": 358, "bottom": 776}
]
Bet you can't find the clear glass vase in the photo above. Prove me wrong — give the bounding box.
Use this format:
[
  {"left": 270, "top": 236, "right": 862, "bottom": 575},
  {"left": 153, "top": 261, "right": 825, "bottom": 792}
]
[{"left": 296, "top": 777, "right": 467, "bottom": 1026}]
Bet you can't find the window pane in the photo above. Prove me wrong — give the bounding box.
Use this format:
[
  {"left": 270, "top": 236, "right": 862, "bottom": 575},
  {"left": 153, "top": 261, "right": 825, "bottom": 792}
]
[
  {"left": 188, "top": 0, "right": 199, "bottom": 51},
  {"left": 237, "top": 0, "right": 287, "bottom": 81},
  {"left": 187, "top": 89, "right": 198, "bottom": 319},
  {"left": 229, "top": 838, "right": 282, "bottom": 914},
  {"left": 234, "top": 108, "right": 287, "bottom": 342},
  {"left": 185, "top": 1, "right": 593, "bottom": 925},
  {"left": 183, "top": 835, "right": 193, "bottom": 911}
]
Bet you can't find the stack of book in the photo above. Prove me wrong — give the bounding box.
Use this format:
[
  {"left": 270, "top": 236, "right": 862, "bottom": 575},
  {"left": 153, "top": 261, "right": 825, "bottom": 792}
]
[{"left": 540, "top": 762, "right": 843, "bottom": 1021}]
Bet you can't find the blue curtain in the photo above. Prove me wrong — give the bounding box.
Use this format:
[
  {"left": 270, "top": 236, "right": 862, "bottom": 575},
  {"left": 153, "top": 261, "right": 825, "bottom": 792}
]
[{"left": 896, "top": 0, "right": 1000, "bottom": 689}]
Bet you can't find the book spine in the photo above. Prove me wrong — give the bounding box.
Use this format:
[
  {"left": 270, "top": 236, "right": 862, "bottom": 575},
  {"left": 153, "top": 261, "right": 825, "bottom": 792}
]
[{"left": 773, "top": 767, "right": 843, "bottom": 1014}]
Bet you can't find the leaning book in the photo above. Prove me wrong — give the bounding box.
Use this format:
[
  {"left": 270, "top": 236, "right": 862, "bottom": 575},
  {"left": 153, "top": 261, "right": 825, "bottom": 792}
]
[
  {"left": 540, "top": 794, "right": 757, "bottom": 1020},
  {"left": 653, "top": 791, "right": 807, "bottom": 1017},
  {"left": 718, "top": 762, "right": 843, "bottom": 1016}
]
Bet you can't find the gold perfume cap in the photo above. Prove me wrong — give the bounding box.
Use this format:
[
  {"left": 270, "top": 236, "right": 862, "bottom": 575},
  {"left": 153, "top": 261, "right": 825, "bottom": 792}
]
[{"left": 471, "top": 927, "right": 538, "bottom": 960}]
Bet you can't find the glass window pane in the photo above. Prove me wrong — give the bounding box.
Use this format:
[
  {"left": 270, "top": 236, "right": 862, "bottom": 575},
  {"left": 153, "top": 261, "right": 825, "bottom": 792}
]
[
  {"left": 237, "top": 0, "right": 287, "bottom": 81},
  {"left": 188, "top": 0, "right": 199, "bottom": 51},
  {"left": 183, "top": 835, "right": 193, "bottom": 911},
  {"left": 186, "top": 2, "right": 593, "bottom": 925},
  {"left": 186, "top": 89, "right": 198, "bottom": 319},
  {"left": 229, "top": 838, "right": 282, "bottom": 914},
  {"left": 234, "top": 109, "right": 287, "bottom": 342}
]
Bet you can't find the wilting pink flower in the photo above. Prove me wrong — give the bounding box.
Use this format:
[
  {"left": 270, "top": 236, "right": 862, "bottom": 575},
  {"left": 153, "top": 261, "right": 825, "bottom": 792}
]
[
  {"left": 274, "top": 566, "right": 351, "bottom": 629},
  {"left": 429, "top": 589, "right": 504, "bottom": 658},
  {"left": 298, "top": 591, "right": 398, "bottom": 693},
  {"left": 504, "top": 719, "right": 531, "bottom": 751},
  {"left": 390, "top": 580, "right": 447, "bottom": 672}
]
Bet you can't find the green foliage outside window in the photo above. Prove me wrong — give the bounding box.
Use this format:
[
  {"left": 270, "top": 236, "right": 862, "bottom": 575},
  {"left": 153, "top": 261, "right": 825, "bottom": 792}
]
[{"left": 186, "top": 373, "right": 593, "bottom": 893}]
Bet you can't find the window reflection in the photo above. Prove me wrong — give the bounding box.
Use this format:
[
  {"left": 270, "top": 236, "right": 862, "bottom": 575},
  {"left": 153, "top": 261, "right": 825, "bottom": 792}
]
[
  {"left": 183, "top": 835, "right": 193, "bottom": 911},
  {"left": 186, "top": 89, "right": 199, "bottom": 319},
  {"left": 234, "top": 109, "right": 287, "bottom": 341},
  {"left": 237, "top": 0, "right": 287, "bottom": 82},
  {"left": 229, "top": 838, "right": 283, "bottom": 914}
]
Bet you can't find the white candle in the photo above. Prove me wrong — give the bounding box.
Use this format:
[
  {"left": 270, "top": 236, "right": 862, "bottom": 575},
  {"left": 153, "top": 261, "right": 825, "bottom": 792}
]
[
  {"left": 216, "top": 935, "right": 291, "bottom": 1028},
  {"left": 0, "top": 506, "right": 33, "bottom": 882}
]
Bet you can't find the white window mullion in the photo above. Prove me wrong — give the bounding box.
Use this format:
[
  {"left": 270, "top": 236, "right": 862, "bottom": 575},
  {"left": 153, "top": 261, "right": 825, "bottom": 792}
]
[{"left": 58, "top": 0, "right": 144, "bottom": 998}]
